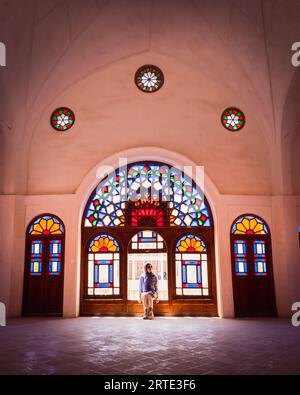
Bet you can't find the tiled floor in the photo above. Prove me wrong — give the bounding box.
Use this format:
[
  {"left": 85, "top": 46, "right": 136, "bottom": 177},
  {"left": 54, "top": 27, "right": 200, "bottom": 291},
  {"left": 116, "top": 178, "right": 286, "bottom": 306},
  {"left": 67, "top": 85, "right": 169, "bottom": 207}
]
[{"left": 0, "top": 317, "right": 299, "bottom": 375}]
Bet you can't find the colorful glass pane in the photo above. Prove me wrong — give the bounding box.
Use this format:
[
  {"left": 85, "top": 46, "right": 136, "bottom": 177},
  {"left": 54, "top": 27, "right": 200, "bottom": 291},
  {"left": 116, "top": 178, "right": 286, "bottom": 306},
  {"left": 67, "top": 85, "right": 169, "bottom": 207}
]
[
  {"left": 30, "top": 240, "right": 43, "bottom": 276},
  {"left": 87, "top": 235, "right": 120, "bottom": 296},
  {"left": 176, "top": 235, "right": 206, "bottom": 252},
  {"left": 130, "top": 230, "right": 165, "bottom": 251},
  {"left": 89, "top": 234, "right": 119, "bottom": 252},
  {"left": 28, "top": 215, "right": 64, "bottom": 235},
  {"left": 84, "top": 162, "right": 211, "bottom": 228},
  {"left": 231, "top": 215, "right": 269, "bottom": 235},
  {"left": 51, "top": 107, "right": 75, "bottom": 131},
  {"left": 221, "top": 107, "right": 245, "bottom": 131},
  {"left": 234, "top": 240, "right": 248, "bottom": 276},
  {"left": 175, "top": 235, "right": 209, "bottom": 296},
  {"left": 49, "top": 240, "right": 62, "bottom": 276},
  {"left": 135, "top": 65, "right": 164, "bottom": 93},
  {"left": 253, "top": 240, "right": 267, "bottom": 276}
]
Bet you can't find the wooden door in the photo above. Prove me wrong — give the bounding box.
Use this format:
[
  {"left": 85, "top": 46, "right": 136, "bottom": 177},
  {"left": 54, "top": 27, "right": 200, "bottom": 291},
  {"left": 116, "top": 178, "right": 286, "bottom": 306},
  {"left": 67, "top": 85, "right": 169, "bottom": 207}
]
[
  {"left": 23, "top": 236, "right": 64, "bottom": 316},
  {"left": 231, "top": 236, "right": 276, "bottom": 317}
]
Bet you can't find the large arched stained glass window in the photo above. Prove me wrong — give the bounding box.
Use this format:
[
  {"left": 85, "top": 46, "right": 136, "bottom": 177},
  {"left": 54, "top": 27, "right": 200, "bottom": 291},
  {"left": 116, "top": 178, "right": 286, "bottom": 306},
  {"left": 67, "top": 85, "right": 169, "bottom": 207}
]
[
  {"left": 84, "top": 162, "right": 212, "bottom": 228},
  {"left": 23, "top": 214, "right": 65, "bottom": 316},
  {"left": 175, "top": 235, "right": 209, "bottom": 296},
  {"left": 87, "top": 234, "right": 120, "bottom": 296}
]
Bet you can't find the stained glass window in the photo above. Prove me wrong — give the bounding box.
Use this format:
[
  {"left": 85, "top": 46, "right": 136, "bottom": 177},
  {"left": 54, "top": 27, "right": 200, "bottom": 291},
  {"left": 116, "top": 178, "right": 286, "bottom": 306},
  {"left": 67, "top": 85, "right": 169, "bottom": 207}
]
[
  {"left": 49, "top": 240, "right": 62, "bottom": 276},
  {"left": 221, "top": 107, "right": 245, "bottom": 131},
  {"left": 253, "top": 240, "right": 267, "bottom": 276},
  {"left": 175, "top": 235, "right": 209, "bottom": 296},
  {"left": 130, "top": 230, "right": 165, "bottom": 251},
  {"left": 233, "top": 240, "right": 248, "bottom": 276},
  {"left": 135, "top": 65, "right": 164, "bottom": 93},
  {"left": 231, "top": 215, "right": 269, "bottom": 235},
  {"left": 84, "top": 162, "right": 211, "bottom": 228},
  {"left": 51, "top": 107, "right": 75, "bottom": 131},
  {"left": 30, "top": 240, "right": 43, "bottom": 276},
  {"left": 87, "top": 235, "right": 120, "bottom": 296},
  {"left": 176, "top": 234, "right": 206, "bottom": 252},
  {"left": 28, "top": 215, "right": 64, "bottom": 235}
]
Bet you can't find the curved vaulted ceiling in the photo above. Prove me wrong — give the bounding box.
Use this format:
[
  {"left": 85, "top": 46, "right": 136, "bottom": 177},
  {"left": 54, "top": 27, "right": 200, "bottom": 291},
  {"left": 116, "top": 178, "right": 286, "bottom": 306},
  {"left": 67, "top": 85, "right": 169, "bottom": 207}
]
[{"left": 0, "top": 0, "right": 299, "bottom": 195}]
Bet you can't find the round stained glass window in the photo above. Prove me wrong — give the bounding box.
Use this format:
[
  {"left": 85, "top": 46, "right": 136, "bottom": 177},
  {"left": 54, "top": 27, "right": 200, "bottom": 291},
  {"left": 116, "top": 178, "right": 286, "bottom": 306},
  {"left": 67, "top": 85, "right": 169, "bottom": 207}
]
[
  {"left": 51, "top": 107, "right": 75, "bottom": 131},
  {"left": 221, "top": 107, "right": 245, "bottom": 131},
  {"left": 135, "top": 65, "right": 164, "bottom": 93}
]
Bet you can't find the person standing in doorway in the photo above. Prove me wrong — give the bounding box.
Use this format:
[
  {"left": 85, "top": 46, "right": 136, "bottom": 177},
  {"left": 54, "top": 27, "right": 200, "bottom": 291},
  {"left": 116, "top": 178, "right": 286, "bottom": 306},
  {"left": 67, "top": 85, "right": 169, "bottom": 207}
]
[{"left": 138, "top": 262, "right": 159, "bottom": 319}]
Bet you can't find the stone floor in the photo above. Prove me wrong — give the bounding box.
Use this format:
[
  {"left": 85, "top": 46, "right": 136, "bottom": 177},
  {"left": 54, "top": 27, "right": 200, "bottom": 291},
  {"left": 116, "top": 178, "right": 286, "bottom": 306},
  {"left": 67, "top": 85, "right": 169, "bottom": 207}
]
[{"left": 0, "top": 317, "right": 299, "bottom": 375}]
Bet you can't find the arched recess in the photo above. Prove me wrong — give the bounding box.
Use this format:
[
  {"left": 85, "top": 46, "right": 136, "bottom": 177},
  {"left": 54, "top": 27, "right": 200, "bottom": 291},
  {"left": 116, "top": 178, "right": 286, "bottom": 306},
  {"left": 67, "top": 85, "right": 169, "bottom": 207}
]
[
  {"left": 230, "top": 214, "right": 277, "bottom": 317},
  {"left": 22, "top": 214, "right": 65, "bottom": 316},
  {"left": 81, "top": 161, "right": 217, "bottom": 316}
]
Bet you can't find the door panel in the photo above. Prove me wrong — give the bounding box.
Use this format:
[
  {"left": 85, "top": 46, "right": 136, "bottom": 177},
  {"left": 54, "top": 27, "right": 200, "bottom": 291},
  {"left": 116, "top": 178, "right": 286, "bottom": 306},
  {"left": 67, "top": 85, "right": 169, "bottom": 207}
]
[
  {"left": 232, "top": 237, "right": 276, "bottom": 317},
  {"left": 23, "top": 237, "right": 64, "bottom": 316}
]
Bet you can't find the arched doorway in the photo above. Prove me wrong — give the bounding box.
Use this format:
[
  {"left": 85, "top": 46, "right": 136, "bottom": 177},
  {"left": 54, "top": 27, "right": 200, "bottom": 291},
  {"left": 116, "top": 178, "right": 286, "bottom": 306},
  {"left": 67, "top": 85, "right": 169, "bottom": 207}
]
[
  {"left": 23, "top": 214, "right": 65, "bottom": 316},
  {"left": 230, "top": 214, "right": 277, "bottom": 317},
  {"left": 127, "top": 230, "right": 169, "bottom": 315},
  {"left": 81, "top": 161, "right": 217, "bottom": 316}
]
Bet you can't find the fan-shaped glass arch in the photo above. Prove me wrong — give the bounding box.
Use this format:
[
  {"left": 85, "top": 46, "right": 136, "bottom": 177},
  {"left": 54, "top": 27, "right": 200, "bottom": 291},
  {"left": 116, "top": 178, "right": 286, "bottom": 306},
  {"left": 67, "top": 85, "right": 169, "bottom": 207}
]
[
  {"left": 28, "top": 215, "right": 64, "bottom": 235},
  {"left": 87, "top": 234, "right": 120, "bottom": 296},
  {"left": 176, "top": 234, "right": 206, "bottom": 253},
  {"left": 231, "top": 215, "right": 269, "bottom": 235},
  {"left": 84, "top": 162, "right": 212, "bottom": 228},
  {"left": 175, "top": 234, "right": 209, "bottom": 296},
  {"left": 89, "top": 234, "right": 119, "bottom": 253}
]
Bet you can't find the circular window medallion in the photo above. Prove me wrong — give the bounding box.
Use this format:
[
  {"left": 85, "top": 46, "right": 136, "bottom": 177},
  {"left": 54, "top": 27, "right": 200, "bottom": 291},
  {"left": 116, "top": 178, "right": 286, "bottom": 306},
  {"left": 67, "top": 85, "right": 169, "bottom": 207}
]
[
  {"left": 135, "top": 65, "right": 164, "bottom": 93},
  {"left": 221, "top": 107, "right": 245, "bottom": 131},
  {"left": 51, "top": 107, "right": 75, "bottom": 131}
]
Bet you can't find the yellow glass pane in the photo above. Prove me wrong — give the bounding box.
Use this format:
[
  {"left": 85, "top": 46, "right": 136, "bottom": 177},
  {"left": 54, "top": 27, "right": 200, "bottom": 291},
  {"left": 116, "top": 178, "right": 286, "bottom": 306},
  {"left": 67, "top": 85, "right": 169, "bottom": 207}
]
[
  {"left": 39, "top": 218, "right": 47, "bottom": 231},
  {"left": 253, "top": 223, "right": 265, "bottom": 234},
  {"left": 242, "top": 218, "right": 250, "bottom": 231},
  {"left": 236, "top": 222, "right": 247, "bottom": 233},
  {"left": 190, "top": 238, "right": 196, "bottom": 247},
  {"left": 46, "top": 218, "right": 54, "bottom": 230},
  {"left": 33, "top": 223, "right": 43, "bottom": 233},
  {"left": 185, "top": 238, "right": 191, "bottom": 246},
  {"left": 249, "top": 218, "right": 257, "bottom": 231},
  {"left": 49, "top": 223, "right": 60, "bottom": 233},
  {"left": 51, "top": 230, "right": 62, "bottom": 234}
]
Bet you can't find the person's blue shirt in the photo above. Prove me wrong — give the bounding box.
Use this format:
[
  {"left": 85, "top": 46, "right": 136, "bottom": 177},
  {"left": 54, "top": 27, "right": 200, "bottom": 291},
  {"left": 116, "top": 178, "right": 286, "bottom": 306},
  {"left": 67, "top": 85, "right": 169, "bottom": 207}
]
[{"left": 139, "top": 272, "right": 158, "bottom": 295}]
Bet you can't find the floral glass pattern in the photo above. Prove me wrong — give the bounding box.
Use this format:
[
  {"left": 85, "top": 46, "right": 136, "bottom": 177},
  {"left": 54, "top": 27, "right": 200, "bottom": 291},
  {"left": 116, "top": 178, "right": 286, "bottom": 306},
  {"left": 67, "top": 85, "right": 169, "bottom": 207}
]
[
  {"left": 51, "top": 107, "right": 75, "bottom": 131},
  {"left": 231, "top": 215, "right": 269, "bottom": 235},
  {"left": 176, "top": 235, "right": 206, "bottom": 252},
  {"left": 89, "top": 234, "right": 119, "bottom": 253},
  {"left": 135, "top": 65, "right": 164, "bottom": 93},
  {"left": 28, "top": 215, "right": 64, "bottom": 235},
  {"left": 221, "top": 107, "right": 245, "bottom": 131}
]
